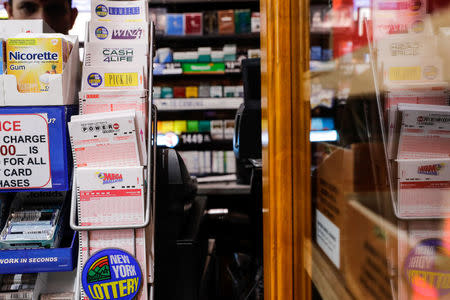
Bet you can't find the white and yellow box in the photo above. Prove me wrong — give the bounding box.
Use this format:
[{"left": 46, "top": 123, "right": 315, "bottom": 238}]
[
  {"left": 91, "top": 0, "right": 148, "bottom": 23},
  {"left": 6, "top": 37, "right": 70, "bottom": 93},
  {"left": 84, "top": 41, "right": 148, "bottom": 67},
  {"left": 2, "top": 34, "right": 80, "bottom": 106},
  {"left": 0, "top": 20, "right": 54, "bottom": 38},
  {"left": 88, "top": 21, "right": 149, "bottom": 43},
  {"left": 81, "top": 66, "right": 145, "bottom": 91}
]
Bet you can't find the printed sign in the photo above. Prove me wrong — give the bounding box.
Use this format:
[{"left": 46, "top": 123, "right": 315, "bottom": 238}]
[
  {"left": 82, "top": 248, "right": 142, "bottom": 300},
  {"left": 0, "top": 114, "right": 51, "bottom": 189},
  {"left": 404, "top": 239, "right": 450, "bottom": 297}
]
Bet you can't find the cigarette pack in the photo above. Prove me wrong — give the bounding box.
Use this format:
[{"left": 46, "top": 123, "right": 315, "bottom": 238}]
[
  {"left": 199, "top": 120, "right": 211, "bottom": 132},
  {"left": 149, "top": 7, "right": 167, "bottom": 35},
  {"left": 173, "top": 86, "right": 186, "bottom": 98},
  {"left": 91, "top": 0, "right": 148, "bottom": 23},
  {"left": 198, "top": 85, "right": 210, "bottom": 98},
  {"left": 173, "top": 120, "right": 187, "bottom": 134},
  {"left": 68, "top": 110, "right": 142, "bottom": 168},
  {"left": 234, "top": 9, "right": 251, "bottom": 34},
  {"left": 187, "top": 120, "right": 199, "bottom": 132},
  {"left": 76, "top": 166, "right": 144, "bottom": 227},
  {"left": 226, "top": 151, "right": 236, "bottom": 173},
  {"left": 153, "top": 86, "right": 161, "bottom": 98},
  {"left": 185, "top": 13, "right": 203, "bottom": 35},
  {"left": 166, "top": 14, "right": 184, "bottom": 36},
  {"left": 224, "top": 86, "right": 235, "bottom": 97},
  {"left": 210, "top": 86, "right": 223, "bottom": 98},
  {"left": 161, "top": 87, "right": 173, "bottom": 98},
  {"left": 81, "top": 66, "right": 145, "bottom": 91},
  {"left": 224, "top": 120, "right": 234, "bottom": 140},
  {"left": 211, "top": 120, "right": 224, "bottom": 140},
  {"left": 185, "top": 86, "right": 198, "bottom": 98},
  {"left": 89, "top": 21, "right": 149, "bottom": 43},
  {"left": 203, "top": 11, "right": 217, "bottom": 35},
  {"left": 251, "top": 12, "right": 260, "bottom": 33},
  {"left": 218, "top": 10, "right": 235, "bottom": 34},
  {"left": 83, "top": 41, "right": 148, "bottom": 67}
]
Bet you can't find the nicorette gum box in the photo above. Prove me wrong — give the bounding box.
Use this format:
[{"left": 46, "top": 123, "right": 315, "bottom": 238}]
[
  {"left": 6, "top": 38, "right": 68, "bottom": 93},
  {"left": 0, "top": 105, "right": 76, "bottom": 192}
]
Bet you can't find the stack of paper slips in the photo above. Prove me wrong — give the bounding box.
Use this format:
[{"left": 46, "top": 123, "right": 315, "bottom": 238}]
[
  {"left": 395, "top": 104, "right": 450, "bottom": 218},
  {"left": 71, "top": 1, "right": 151, "bottom": 297},
  {"left": 68, "top": 110, "right": 144, "bottom": 168}
]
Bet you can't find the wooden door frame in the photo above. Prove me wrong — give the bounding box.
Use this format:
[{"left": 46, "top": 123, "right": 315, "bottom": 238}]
[{"left": 260, "top": 0, "right": 311, "bottom": 298}]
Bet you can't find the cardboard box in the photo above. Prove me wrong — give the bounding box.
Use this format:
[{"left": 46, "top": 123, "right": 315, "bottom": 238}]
[
  {"left": 315, "top": 143, "right": 386, "bottom": 270},
  {"left": 343, "top": 199, "right": 397, "bottom": 300},
  {"left": 3, "top": 36, "right": 80, "bottom": 106}
]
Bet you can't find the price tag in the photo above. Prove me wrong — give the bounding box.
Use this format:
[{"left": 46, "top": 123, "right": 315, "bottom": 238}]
[
  {"left": 0, "top": 114, "right": 52, "bottom": 189},
  {"left": 179, "top": 133, "right": 212, "bottom": 145}
]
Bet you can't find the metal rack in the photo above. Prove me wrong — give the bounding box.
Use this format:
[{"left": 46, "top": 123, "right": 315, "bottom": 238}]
[{"left": 70, "top": 22, "right": 157, "bottom": 299}]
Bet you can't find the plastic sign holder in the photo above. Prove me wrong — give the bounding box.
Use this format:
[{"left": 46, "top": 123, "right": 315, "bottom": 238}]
[
  {"left": 1, "top": 36, "right": 80, "bottom": 106},
  {"left": 0, "top": 231, "right": 78, "bottom": 274},
  {"left": 71, "top": 22, "right": 156, "bottom": 300},
  {"left": 0, "top": 105, "right": 77, "bottom": 192}
]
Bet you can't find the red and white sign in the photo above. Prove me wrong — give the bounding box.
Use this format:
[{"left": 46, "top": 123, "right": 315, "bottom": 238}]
[{"left": 0, "top": 114, "right": 52, "bottom": 189}]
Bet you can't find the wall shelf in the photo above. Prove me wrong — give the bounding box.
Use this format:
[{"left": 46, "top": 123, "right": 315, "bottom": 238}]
[{"left": 155, "top": 97, "right": 243, "bottom": 111}]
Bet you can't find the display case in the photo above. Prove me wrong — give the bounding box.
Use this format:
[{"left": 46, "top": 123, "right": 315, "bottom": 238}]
[{"left": 260, "top": 0, "right": 450, "bottom": 299}]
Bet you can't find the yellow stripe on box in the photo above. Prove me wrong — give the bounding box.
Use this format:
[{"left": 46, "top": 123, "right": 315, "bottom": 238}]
[
  {"left": 104, "top": 73, "right": 139, "bottom": 87},
  {"left": 388, "top": 67, "right": 421, "bottom": 81}
]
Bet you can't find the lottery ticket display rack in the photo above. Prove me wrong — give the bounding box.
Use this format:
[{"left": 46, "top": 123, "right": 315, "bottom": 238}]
[{"left": 69, "top": 23, "right": 156, "bottom": 299}]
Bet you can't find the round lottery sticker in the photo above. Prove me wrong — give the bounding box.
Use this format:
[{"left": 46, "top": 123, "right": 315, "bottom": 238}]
[
  {"left": 404, "top": 239, "right": 450, "bottom": 297},
  {"left": 82, "top": 249, "right": 142, "bottom": 300},
  {"left": 87, "top": 73, "right": 103, "bottom": 88},
  {"left": 95, "top": 5, "right": 108, "bottom": 17},
  {"left": 95, "top": 26, "right": 109, "bottom": 40}
]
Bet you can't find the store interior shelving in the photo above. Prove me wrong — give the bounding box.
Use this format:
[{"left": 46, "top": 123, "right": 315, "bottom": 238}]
[{"left": 151, "top": 0, "right": 260, "bottom": 176}]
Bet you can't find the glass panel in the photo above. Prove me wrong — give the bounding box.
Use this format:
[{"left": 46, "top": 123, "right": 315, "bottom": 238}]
[{"left": 308, "top": 0, "right": 450, "bottom": 299}]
